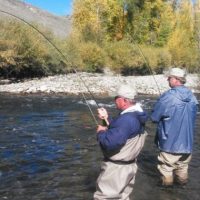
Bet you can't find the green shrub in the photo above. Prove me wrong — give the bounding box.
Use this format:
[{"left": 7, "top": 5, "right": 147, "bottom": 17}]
[
  {"left": 78, "top": 41, "right": 106, "bottom": 72},
  {"left": 140, "top": 46, "right": 172, "bottom": 73},
  {"left": 104, "top": 40, "right": 144, "bottom": 74},
  {"left": 0, "top": 18, "right": 70, "bottom": 78}
]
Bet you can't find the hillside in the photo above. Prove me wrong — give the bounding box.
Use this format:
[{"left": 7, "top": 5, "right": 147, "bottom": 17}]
[{"left": 0, "top": 0, "right": 72, "bottom": 38}]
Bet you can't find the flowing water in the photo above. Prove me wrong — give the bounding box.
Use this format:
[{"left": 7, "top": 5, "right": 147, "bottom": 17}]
[{"left": 0, "top": 94, "right": 199, "bottom": 200}]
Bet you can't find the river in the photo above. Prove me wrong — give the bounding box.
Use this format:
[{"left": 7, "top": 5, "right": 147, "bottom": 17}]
[{"left": 0, "top": 94, "right": 199, "bottom": 200}]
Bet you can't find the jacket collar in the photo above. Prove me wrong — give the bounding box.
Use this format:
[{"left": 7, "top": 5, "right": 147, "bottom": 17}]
[{"left": 121, "top": 103, "right": 143, "bottom": 115}]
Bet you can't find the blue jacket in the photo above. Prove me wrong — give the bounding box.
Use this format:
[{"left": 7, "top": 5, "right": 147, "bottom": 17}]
[
  {"left": 97, "top": 110, "right": 148, "bottom": 152},
  {"left": 151, "top": 86, "right": 198, "bottom": 153}
]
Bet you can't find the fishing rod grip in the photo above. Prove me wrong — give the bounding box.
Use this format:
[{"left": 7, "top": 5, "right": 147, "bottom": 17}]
[
  {"left": 97, "top": 107, "right": 109, "bottom": 126},
  {"left": 102, "top": 119, "right": 109, "bottom": 127}
]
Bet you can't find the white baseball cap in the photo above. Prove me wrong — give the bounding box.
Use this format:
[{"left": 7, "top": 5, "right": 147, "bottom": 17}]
[
  {"left": 167, "top": 67, "right": 186, "bottom": 78},
  {"left": 115, "top": 84, "right": 137, "bottom": 99}
]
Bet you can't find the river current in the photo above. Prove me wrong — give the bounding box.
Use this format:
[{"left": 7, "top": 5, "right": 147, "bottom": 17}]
[{"left": 0, "top": 94, "right": 199, "bottom": 200}]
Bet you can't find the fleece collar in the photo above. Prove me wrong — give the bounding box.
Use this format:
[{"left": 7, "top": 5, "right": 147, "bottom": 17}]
[{"left": 121, "top": 103, "right": 143, "bottom": 115}]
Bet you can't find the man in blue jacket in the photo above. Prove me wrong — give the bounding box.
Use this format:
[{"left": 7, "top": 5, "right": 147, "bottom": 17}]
[
  {"left": 94, "top": 84, "right": 148, "bottom": 200},
  {"left": 151, "top": 67, "right": 199, "bottom": 186}
]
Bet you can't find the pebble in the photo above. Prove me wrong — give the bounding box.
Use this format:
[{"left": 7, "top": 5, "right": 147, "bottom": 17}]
[{"left": 0, "top": 73, "right": 199, "bottom": 96}]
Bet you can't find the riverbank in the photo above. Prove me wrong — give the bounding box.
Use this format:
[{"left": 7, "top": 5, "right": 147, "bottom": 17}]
[{"left": 0, "top": 73, "right": 199, "bottom": 96}]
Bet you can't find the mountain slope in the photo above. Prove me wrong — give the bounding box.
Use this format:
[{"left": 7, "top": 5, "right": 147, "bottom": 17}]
[{"left": 0, "top": 0, "right": 72, "bottom": 38}]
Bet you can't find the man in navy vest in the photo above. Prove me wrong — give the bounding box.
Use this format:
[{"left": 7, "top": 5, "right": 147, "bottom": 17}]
[{"left": 94, "top": 84, "right": 148, "bottom": 200}]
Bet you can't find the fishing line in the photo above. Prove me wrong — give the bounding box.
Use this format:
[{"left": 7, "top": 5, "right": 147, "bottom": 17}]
[
  {"left": 135, "top": 44, "right": 162, "bottom": 95},
  {"left": 0, "top": 10, "right": 100, "bottom": 125},
  {"left": 124, "top": 27, "right": 162, "bottom": 95},
  {"left": 116, "top": 37, "right": 162, "bottom": 96}
]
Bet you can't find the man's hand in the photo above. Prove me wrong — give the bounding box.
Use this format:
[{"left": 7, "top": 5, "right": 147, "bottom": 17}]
[
  {"left": 97, "top": 107, "right": 108, "bottom": 120},
  {"left": 97, "top": 107, "right": 109, "bottom": 126},
  {"left": 97, "top": 125, "right": 108, "bottom": 133}
]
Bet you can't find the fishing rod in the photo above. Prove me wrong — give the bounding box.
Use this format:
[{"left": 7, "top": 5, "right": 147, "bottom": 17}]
[
  {"left": 0, "top": 10, "right": 161, "bottom": 126},
  {"left": 0, "top": 10, "right": 101, "bottom": 125}
]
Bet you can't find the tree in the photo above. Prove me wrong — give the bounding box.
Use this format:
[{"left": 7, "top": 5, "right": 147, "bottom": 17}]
[
  {"left": 124, "top": 0, "right": 175, "bottom": 46},
  {"left": 72, "top": 0, "right": 108, "bottom": 43},
  {"left": 73, "top": 0, "right": 134, "bottom": 42},
  {"left": 167, "top": 0, "right": 199, "bottom": 70}
]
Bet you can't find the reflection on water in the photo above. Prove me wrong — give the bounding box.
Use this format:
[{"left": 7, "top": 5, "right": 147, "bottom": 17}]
[{"left": 0, "top": 94, "right": 199, "bottom": 200}]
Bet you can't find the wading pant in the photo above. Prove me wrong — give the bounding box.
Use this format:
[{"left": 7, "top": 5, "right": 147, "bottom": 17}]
[
  {"left": 157, "top": 151, "right": 192, "bottom": 186},
  {"left": 94, "top": 161, "right": 137, "bottom": 200}
]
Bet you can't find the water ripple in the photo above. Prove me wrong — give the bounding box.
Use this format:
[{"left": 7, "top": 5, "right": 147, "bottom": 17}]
[{"left": 0, "top": 94, "right": 199, "bottom": 200}]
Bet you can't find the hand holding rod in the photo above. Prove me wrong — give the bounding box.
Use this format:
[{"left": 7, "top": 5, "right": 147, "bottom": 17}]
[{"left": 97, "top": 107, "right": 109, "bottom": 126}]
